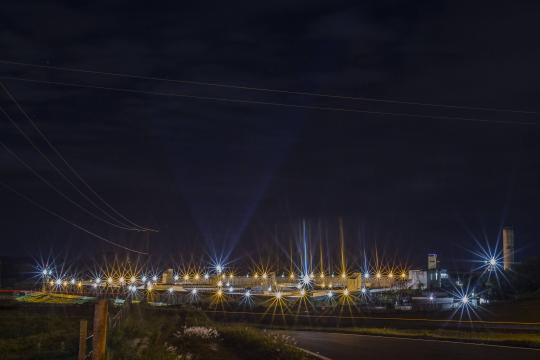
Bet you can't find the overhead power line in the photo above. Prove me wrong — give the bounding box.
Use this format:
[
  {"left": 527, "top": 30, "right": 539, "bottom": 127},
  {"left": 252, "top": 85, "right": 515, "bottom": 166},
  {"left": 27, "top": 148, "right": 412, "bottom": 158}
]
[
  {"left": 1, "top": 75, "right": 539, "bottom": 126},
  {"left": 0, "top": 59, "right": 538, "bottom": 115},
  {"left": 0, "top": 138, "right": 143, "bottom": 231},
  {"left": 0, "top": 180, "right": 148, "bottom": 254},
  {"left": 0, "top": 82, "right": 158, "bottom": 232}
]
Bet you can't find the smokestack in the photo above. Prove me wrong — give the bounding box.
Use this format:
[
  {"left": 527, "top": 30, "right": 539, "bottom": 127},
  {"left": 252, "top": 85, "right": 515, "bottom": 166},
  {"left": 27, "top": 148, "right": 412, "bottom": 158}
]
[{"left": 502, "top": 226, "right": 515, "bottom": 271}]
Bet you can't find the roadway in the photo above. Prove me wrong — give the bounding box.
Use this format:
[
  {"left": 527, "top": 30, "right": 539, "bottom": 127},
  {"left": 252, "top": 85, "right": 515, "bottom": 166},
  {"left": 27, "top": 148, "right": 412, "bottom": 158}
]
[{"left": 280, "top": 330, "right": 540, "bottom": 360}]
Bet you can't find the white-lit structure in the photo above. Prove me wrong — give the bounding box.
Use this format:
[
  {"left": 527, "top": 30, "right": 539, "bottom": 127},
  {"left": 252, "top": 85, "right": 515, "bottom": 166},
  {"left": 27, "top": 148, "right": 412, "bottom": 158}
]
[{"left": 502, "top": 226, "right": 514, "bottom": 271}]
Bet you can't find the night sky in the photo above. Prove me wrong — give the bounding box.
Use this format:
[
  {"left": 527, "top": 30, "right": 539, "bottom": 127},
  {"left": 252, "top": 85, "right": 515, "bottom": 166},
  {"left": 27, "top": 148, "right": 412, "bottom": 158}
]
[{"left": 1, "top": 1, "right": 539, "bottom": 268}]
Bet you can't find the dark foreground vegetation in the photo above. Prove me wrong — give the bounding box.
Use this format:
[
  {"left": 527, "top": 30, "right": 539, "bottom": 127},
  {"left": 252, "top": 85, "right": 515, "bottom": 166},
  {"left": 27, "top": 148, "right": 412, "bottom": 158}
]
[
  {"left": 0, "top": 300, "right": 312, "bottom": 360},
  {"left": 0, "top": 300, "right": 93, "bottom": 359}
]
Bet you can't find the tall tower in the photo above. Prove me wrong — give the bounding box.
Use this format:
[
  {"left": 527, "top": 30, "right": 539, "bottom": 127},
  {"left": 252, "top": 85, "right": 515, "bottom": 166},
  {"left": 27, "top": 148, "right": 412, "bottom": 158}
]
[
  {"left": 427, "top": 254, "right": 438, "bottom": 270},
  {"left": 427, "top": 254, "right": 440, "bottom": 289},
  {"left": 502, "top": 226, "right": 515, "bottom": 271}
]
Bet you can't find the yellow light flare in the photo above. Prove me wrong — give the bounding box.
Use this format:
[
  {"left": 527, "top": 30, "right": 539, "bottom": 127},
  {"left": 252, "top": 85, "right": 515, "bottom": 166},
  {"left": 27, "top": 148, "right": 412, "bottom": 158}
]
[
  {"left": 77, "top": 281, "right": 82, "bottom": 288},
  {"left": 400, "top": 272, "right": 407, "bottom": 279},
  {"left": 289, "top": 273, "right": 295, "bottom": 280},
  {"left": 183, "top": 274, "right": 189, "bottom": 281},
  {"left": 341, "top": 272, "right": 347, "bottom": 279},
  {"left": 376, "top": 272, "right": 382, "bottom": 279},
  {"left": 107, "top": 277, "right": 113, "bottom": 284},
  {"left": 119, "top": 277, "right": 125, "bottom": 284},
  {"left": 262, "top": 273, "right": 268, "bottom": 279},
  {"left": 388, "top": 272, "right": 394, "bottom": 279},
  {"left": 343, "top": 288, "right": 350, "bottom": 296},
  {"left": 320, "top": 273, "right": 325, "bottom": 279},
  {"left": 254, "top": 273, "right": 259, "bottom": 279},
  {"left": 216, "top": 289, "right": 223, "bottom": 297},
  {"left": 194, "top": 274, "right": 200, "bottom": 280},
  {"left": 130, "top": 276, "right": 136, "bottom": 283}
]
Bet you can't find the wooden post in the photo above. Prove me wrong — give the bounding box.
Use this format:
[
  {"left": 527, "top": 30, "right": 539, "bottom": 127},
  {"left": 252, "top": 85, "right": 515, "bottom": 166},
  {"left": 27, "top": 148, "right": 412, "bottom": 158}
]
[
  {"left": 78, "top": 320, "right": 87, "bottom": 360},
  {"left": 92, "top": 299, "right": 108, "bottom": 360}
]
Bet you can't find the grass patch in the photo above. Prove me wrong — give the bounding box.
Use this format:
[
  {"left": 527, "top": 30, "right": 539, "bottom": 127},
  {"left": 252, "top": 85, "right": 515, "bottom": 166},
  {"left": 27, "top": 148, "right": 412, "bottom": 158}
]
[{"left": 16, "top": 292, "right": 94, "bottom": 304}]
